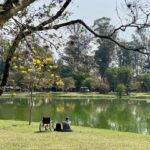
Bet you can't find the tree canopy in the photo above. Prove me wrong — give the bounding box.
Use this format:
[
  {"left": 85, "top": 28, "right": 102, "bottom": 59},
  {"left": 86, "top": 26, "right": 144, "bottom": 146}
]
[{"left": 0, "top": 0, "right": 150, "bottom": 95}]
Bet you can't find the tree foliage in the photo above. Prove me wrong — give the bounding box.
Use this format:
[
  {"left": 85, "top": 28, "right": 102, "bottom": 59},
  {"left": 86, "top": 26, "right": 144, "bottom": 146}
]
[{"left": 94, "top": 17, "right": 117, "bottom": 77}]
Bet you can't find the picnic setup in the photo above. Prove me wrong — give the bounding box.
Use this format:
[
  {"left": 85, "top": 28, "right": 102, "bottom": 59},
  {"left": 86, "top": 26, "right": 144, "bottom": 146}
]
[{"left": 39, "top": 116, "right": 72, "bottom": 132}]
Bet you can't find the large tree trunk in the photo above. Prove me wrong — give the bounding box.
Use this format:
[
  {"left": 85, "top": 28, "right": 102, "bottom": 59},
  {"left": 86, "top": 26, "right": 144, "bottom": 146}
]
[
  {"left": 0, "top": 33, "right": 23, "bottom": 95},
  {"left": 0, "top": 0, "right": 36, "bottom": 27}
]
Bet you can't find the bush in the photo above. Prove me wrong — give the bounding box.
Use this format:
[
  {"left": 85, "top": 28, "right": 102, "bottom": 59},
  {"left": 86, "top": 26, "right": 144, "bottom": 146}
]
[
  {"left": 131, "top": 81, "right": 141, "bottom": 92},
  {"left": 105, "top": 67, "right": 132, "bottom": 93},
  {"left": 116, "top": 84, "right": 125, "bottom": 99},
  {"left": 105, "top": 68, "right": 118, "bottom": 91},
  {"left": 99, "top": 81, "right": 110, "bottom": 94},
  {"left": 140, "top": 73, "right": 150, "bottom": 92}
]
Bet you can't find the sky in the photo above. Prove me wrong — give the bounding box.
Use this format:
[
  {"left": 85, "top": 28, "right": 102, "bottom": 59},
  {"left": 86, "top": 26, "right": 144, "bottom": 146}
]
[
  {"left": 70, "top": 0, "right": 124, "bottom": 26},
  {"left": 0, "top": 0, "right": 125, "bottom": 26},
  {"left": 68, "top": 0, "right": 133, "bottom": 40},
  {"left": 0, "top": 0, "right": 132, "bottom": 40}
]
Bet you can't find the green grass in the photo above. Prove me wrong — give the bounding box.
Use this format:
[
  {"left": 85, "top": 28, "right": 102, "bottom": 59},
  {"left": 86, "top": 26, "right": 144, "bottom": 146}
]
[
  {"left": 51, "top": 92, "right": 150, "bottom": 101},
  {"left": 1, "top": 92, "right": 150, "bottom": 101},
  {"left": 0, "top": 120, "right": 150, "bottom": 150}
]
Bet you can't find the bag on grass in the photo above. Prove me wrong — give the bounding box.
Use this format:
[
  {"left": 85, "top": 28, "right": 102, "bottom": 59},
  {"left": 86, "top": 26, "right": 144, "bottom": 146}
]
[{"left": 54, "top": 123, "right": 62, "bottom": 131}]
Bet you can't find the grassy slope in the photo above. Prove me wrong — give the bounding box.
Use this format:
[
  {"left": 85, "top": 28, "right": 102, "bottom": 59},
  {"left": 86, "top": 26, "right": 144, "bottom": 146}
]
[{"left": 0, "top": 120, "right": 150, "bottom": 150}]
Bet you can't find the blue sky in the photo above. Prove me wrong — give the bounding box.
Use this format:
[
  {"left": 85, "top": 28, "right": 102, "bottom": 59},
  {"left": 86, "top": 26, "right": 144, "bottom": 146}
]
[
  {"left": 0, "top": 0, "right": 124, "bottom": 26},
  {"left": 70, "top": 0, "right": 124, "bottom": 25},
  {"left": 68, "top": 0, "right": 133, "bottom": 40}
]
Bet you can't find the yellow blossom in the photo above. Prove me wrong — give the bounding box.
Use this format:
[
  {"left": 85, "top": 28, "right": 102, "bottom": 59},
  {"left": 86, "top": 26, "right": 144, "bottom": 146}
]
[
  {"left": 51, "top": 74, "right": 54, "bottom": 77},
  {"left": 33, "top": 59, "right": 41, "bottom": 65},
  {"left": 45, "top": 58, "right": 52, "bottom": 63},
  {"left": 56, "top": 80, "right": 64, "bottom": 87},
  {"left": 20, "top": 66, "right": 24, "bottom": 70},
  {"left": 32, "top": 47, "right": 36, "bottom": 54},
  {"left": 21, "top": 70, "right": 27, "bottom": 74},
  {"left": 27, "top": 69, "right": 32, "bottom": 72},
  {"left": 13, "top": 65, "right": 18, "bottom": 69},
  {"left": 12, "top": 92, "right": 16, "bottom": 96}
]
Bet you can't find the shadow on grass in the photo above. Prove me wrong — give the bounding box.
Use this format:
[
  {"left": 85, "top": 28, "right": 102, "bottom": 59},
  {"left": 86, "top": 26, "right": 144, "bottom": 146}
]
[{"left": 34, "top": 130, "right": 53, "bottom": 134}]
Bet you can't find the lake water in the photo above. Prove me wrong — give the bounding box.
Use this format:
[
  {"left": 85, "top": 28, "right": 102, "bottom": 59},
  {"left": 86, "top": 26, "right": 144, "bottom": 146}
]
[{"left": 0, "top": 97, "right": 150, "bottom": 135}]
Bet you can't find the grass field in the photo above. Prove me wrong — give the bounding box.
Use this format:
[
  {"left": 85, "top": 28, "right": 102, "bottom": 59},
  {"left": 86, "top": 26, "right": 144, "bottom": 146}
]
[
  {"left": 51, "top": 92, "right": 150, "bottom": 100},
  {"left": 1, "top": 92, "right": 150, "bottom": 101},
  {"left": 0, "top": 120, "right": 150, "bottom": 150}
]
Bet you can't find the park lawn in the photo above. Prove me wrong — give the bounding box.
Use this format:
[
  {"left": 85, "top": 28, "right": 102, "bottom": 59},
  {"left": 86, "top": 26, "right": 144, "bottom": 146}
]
[{"left": 0, "top": 120, "right": 150, "bottom": 150}]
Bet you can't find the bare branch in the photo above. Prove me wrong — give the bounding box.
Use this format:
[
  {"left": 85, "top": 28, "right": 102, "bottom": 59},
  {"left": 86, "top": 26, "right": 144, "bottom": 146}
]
[
  {"left": 32, "top": 19, "right": 150, "bottom": 55},
  {"left": 38, "top": 0, "right": 72, "bottom": 27}
]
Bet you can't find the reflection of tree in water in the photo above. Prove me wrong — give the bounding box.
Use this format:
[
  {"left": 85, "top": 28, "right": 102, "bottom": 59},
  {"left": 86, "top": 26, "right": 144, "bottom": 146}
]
[
  {"left": 94, "top": 100, "right": 150, "bottom": 134},
  {"left": 90, "top": 100, "right": 111, "bottom": 128},
  {"left": 71, "top": 99, "right": 92, "bottom": 126},
  {"left": 0, "top": 98, "right": 28, "bottom": 121},
  {"left": 95, "top": 113, "right": 109, "bottom": 129},
  {"left": 104, "top": 101, "right": 135, "bottom": 132},
  {"left": 131, "top": 101, "right": 150, "bottom": 134}
]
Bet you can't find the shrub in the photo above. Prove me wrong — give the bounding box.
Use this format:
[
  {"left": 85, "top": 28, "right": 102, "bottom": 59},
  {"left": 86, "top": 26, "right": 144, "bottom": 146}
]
[
  {"left": 99, "top": 80, "right": 110, "bottom": 94},
  {"left": 63, "top": 77, "right": 75, "bottom": 91},
  {"left": 140, "top": 73, "right": 150, "bottom": 92},
  {"left": 105, "top": 67, "right": 132, "bottom": 93},
  {"left": 116, "top": 84, "right": 125, "bottom": 99},
  {"left": 131, "top": 81, "right": 141, "bottom": 92}
]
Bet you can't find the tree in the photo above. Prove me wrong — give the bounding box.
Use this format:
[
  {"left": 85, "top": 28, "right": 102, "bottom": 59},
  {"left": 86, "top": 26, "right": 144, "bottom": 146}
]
[
  {"left": 116, "top": 84, "right": 125, "bottom": 99},
  {"left": 117, "top": 67, "right": 133, "bottom": 94},
  {"left": 106, "top": 67, "right": 133, "bottom": 94},
  {"left": 11, "top": 43, "right": 63, "bottom": 124},
  {"left": 105, "top": 68, "right": 118, "bottom": 91},
  {"left": 131, "top": 29, "right": 150, "bottom": 74},
  {"left": 0, "top": 0, "right": 149, "bottom": 95},
  {"left": 73, "top": 72, "right": 90, "bottom": 91},
  {"left": 63, "top": 77, "right": 75, "bottom": 91},
  {"left": 58, "top": 64, "right": 73, "bottom": 78},
  {"left": 117, "top": 42, "right": 132, "bottom": 67},
  {"left": 62, "top": 23, "right": 93, "bottom": 72},
  {"left": 94, "top": 17, "right": 117, "bottom": 78},
  {"left": 0, "top": 57, "right": 4, "bottom": 75},
  {"left": 0, "top": 0, "right": 73, "bottom": 95}
]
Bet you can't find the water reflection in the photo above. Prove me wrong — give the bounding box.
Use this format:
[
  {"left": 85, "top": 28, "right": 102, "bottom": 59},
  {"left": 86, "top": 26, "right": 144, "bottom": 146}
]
[{"left": 0, "top": 97, "right": 150, "bottom": 135}]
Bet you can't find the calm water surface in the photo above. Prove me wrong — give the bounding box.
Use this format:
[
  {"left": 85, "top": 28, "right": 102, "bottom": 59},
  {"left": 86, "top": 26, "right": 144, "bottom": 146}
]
[{"left": 0, "top": 97, "right": 150, "bottom": 135}]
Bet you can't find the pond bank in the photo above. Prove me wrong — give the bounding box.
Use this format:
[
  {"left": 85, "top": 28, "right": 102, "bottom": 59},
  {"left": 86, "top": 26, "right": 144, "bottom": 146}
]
[
  {"left": 0, "top": 120, "right": 149, "bottom": 150},
  {"left": 1, "top": 92, "right": 150, "bottom": 101}
]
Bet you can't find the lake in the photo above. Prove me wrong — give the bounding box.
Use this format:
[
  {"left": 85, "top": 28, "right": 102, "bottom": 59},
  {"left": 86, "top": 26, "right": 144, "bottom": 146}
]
[{"left": 0, "top": 97, "right": 150, "bottom": 135}]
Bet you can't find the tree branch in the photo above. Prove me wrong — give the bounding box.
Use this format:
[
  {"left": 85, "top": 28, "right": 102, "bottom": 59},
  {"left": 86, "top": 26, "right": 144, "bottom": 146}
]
[
  {"left": 34, "top": 0, "right": 72, "bottom": 30},
  {"left": 0, "top": 0, "right": 149, "bottom": 96},
  {"left": 0, "top": 0, "right": 36, "bottom": 27},
  {"left": 0, "top": 0, "right": 72, "bottom": 95},
  {"left": 32, "top": 19, "right": 150, "bottom": 55}
]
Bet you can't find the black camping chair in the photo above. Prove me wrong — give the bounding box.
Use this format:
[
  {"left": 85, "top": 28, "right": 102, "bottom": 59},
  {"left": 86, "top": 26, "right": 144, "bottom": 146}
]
[{"left": 39, "top": 117, "right": 54, "bottom": 132}]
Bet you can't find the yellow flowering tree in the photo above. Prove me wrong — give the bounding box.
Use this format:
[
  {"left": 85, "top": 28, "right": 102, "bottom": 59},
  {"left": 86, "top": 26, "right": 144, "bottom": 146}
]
[{"left": 11, "top": 45, "right": 64, "bottom": 125}]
